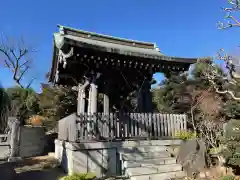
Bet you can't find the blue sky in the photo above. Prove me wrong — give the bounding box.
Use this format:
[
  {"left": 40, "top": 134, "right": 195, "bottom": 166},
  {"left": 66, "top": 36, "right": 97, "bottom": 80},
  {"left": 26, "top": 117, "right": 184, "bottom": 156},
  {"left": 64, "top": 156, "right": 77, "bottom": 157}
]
[{"left": 0, "top": 0, "right": 239, "bottom": 91}]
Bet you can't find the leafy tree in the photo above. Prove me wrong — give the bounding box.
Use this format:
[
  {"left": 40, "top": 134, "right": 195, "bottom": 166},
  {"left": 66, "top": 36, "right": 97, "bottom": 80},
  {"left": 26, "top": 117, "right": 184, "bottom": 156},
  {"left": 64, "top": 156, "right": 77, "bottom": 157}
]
[
  {"left": 152, "top": 73, "right": 190, "bottom": 113},
  {"left": 204, "top": 0, "right": 240, "bottom": 171},
  {"left": 222, "top": 119, "right": 240, "bottom": 173},
  {"left": 152, "top": 59, "right": 224, "bottom": 114},
  {"left": 0, "top": 84, "right": 11, "bottom": 133},
  {"left": 224, "top": 101, "right": 240, "bottom": 119},
  {"left": 152, "top": 59, "right": 225, "bottom": 158},
  {"left": 6, "top": 86, "right": 40, "bottom": 125},
  {"left": 0, "top": 35, "right": 39, "bottom": 126},
  {"left": 38, "top": 84, "right": 77, "bottom": 130}
]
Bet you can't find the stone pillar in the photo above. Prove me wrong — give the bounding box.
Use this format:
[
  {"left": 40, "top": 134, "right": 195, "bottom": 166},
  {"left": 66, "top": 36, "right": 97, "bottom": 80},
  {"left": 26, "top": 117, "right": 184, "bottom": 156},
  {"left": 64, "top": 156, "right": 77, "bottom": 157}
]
[{"left": 8, "top": 119, "right": 21, "bottom": 161}]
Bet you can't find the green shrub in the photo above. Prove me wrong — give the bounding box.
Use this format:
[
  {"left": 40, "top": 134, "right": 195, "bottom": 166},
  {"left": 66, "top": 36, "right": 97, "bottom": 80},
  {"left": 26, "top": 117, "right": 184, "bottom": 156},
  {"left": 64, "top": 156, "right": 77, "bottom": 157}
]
[
  {"left": 222, "top": 119, "right": 240, "bottom": 168},
  {"left": 209, "top": 145, "right": 225, "bottom": 155},
  {"left": 174, "top": 130, "right": 197, "bottom": 140},
  {"left": 60, "top": 173, "right": 96, "bottom": 180},
  {"left": 220, "top": 175, "right": 236, "bottom": 180}
]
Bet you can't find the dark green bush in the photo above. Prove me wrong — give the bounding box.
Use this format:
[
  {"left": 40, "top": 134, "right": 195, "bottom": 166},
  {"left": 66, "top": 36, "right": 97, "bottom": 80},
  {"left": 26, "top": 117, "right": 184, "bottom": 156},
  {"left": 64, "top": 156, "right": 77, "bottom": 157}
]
[
  {"left": 224, "top": 101, "right": 240, "bottom": 119},
  {"left": 222, "top": 119, "right": 240, "bottom": 171},
  {"left": 60, "top": 173, "right": 96, "bottom": 180},
  {"left": 220, "top": 175, "right": 236, "bottom": 180}
]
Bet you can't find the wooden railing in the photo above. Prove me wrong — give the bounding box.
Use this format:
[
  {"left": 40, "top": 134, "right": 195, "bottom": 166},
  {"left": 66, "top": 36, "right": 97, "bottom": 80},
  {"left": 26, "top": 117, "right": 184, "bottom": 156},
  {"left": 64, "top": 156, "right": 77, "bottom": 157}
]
[{"left": 58, "top": 113, "right": 187, "bottom": 142}]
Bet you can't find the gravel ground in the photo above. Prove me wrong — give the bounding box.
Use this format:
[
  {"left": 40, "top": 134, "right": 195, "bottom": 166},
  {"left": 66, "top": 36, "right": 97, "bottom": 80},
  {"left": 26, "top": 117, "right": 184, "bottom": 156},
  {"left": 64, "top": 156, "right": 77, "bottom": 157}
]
[
  {"left": 14, "top": 155, "right": 65, "bottom": 180},
  {"left": 10, "top": 155, "right": 213, "bottom": 180}
]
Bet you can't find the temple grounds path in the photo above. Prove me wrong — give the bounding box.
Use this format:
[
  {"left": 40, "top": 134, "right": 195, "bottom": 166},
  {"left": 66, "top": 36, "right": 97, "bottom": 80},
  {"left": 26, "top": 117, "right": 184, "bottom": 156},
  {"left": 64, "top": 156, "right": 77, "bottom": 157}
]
[{"left": 14, "top": 155, "right": 65, "bottom": 180}]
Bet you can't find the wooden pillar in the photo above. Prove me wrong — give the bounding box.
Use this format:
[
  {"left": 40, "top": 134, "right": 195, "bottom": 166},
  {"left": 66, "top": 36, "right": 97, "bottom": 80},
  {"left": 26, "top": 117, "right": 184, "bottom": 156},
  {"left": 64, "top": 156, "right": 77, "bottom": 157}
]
[
  {"left": 87, "top": 75, "right": 98, "bottom": 136},
  {"left": 137, "top": 91, "right": 144, "bottom": 112},
  {"left": 87, "top": 87, "right": 92, "bottom": 113},
  {"left": 137, "top": 80, "right": 145, "bottom": 113},
  {"left": 103, "top": 94, "right": 109, "bottom": 114},
  {"left": 77, "top": 85, "right": 82, "bottom": 115},
  {"left": 103, "top": 82, "right": 110, "bottom": 114},
  {"left": 88, "top": 73, "right": 101, "bottom": 114},
  {"left": 137, "top": 78, "right": 153, "bottom": 113},
  {"left": 90, "top": 82, "right": 98, "bottom": 113},
  {"left": 80, "top": 90, "right": 86, "bottom": 113},
  {"left": 144, "top": 86, "right": 153, "bottom": 112},
  {"left": 77, "top": 81, "right": 89, "bottom": 114}
]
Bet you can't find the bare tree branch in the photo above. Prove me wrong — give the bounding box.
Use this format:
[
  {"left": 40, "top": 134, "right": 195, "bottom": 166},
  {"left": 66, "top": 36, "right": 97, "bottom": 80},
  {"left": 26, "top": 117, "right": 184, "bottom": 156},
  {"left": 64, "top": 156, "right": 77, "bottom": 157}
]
[
  {"left": 188, "top": 89, "right": 224, "bottom": 155},
  {"left": 0, "top": 34, "right": 36, "bottom": 88},
  {"left": 206, "top": 76, "right": 240, "bottom": 100},
  {"left": 217, "top": 0, "right": 240, "bottom": 29},
  {"left": 201, "top": 48, "right": 240, "bottom": 101}
]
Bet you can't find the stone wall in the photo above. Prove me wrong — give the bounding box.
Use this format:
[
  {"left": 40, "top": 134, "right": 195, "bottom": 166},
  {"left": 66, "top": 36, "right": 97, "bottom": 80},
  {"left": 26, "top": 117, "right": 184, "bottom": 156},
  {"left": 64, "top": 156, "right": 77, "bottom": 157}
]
[
  {"left": 55, "top": 139, "right": 182, "bottom": 177},
  {"left": 19, "top": 126, "right": 46, "bottom": 158}
]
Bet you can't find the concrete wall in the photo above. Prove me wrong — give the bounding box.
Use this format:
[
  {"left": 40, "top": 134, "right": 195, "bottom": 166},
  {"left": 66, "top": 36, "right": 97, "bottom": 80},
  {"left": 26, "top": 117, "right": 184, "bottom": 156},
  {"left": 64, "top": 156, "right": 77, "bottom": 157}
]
[
  {"left": 0, "top": 134, "right": 10, "bottom": 160},
  {"left": 19, "top": 126, "right": 46, "bottom": 158},
  {"left": 0, "top": 145, "right": 10, "bottom": 160},
  {"left": 55, "top": 139, "right": 182, "bottom": 177}
]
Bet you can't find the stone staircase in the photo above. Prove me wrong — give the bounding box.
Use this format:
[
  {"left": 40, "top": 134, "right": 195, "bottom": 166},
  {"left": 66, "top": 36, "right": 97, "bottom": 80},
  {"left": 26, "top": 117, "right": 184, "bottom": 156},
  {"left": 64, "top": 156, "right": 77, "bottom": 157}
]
[{"left": 120, "top": 141, "right": 185, "bottom": 180}]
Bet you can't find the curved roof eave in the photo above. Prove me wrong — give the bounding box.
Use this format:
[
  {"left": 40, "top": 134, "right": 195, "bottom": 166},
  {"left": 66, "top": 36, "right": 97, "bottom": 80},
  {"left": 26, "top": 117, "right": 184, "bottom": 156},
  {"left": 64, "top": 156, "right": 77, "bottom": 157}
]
[{"left": 54, "top": 33, "right": 197, "bottom": 64}]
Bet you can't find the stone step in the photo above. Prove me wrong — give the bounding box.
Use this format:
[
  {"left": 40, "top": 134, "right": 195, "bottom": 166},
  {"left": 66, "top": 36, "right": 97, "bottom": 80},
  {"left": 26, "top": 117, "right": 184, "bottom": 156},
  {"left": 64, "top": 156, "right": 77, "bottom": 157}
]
[
  {"left": 119, "top": 140, "right": 182, "bottom": 147},
  {"left": 121, "top": 151, "right": 171, "bottom": 161},
  {"left": 48, "top": 152, "right": 55, "bottom": 157},
  {"left": 120, "top": 146, "right": 168, "bottom": 154},
  {"left": 126, "top": 164, "right": 182, "bottom": 176},
  {"left": 130, "top": 171, "right": 186, "bottom": 180},
  {"left": 123, "top": 157, "right": 177, "bottom": 168}
]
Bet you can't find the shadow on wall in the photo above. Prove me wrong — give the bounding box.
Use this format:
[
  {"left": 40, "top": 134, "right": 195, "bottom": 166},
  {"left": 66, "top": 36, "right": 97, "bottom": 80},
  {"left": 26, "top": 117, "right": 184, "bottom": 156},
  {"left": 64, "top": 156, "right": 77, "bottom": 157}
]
[
  {"left": 19, "top": 126, "right": 47, "bottom": 158},
  {"left": 44, "top": 133, "right": 58, "bottom": 153},
  {"left": 61, "top": 141, "right": 68, "bottom": 173},
  {"left": 57, "top": 139, "right": 182, "bottom": 178}
]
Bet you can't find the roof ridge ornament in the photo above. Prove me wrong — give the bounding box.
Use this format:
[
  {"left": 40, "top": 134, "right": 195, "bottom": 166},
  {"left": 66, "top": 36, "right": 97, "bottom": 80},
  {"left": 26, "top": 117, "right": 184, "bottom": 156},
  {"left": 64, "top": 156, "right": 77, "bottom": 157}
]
[
  {"left": 155, "top": 45, "right": 161, "bottom": 52},
  {"left": 59, "top": 26, "right": 65, "bottom": 34},
  {"left": 54, "top": 33, "right": 65, "bottom": 49}
]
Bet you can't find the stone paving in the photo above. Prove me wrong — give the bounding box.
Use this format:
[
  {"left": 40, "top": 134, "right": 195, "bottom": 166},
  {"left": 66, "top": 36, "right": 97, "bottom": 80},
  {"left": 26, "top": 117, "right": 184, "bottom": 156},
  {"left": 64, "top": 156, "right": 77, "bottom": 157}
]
[{"left": 13, "top": 156, "right": 64, "bottom": 180}]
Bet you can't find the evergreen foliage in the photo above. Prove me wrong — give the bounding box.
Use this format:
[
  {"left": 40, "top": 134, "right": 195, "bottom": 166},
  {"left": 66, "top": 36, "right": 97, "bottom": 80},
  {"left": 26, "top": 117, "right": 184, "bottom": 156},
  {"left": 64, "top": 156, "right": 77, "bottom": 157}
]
[{"left": 222, "top": 119, "right": 240, "bottom": 169}]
